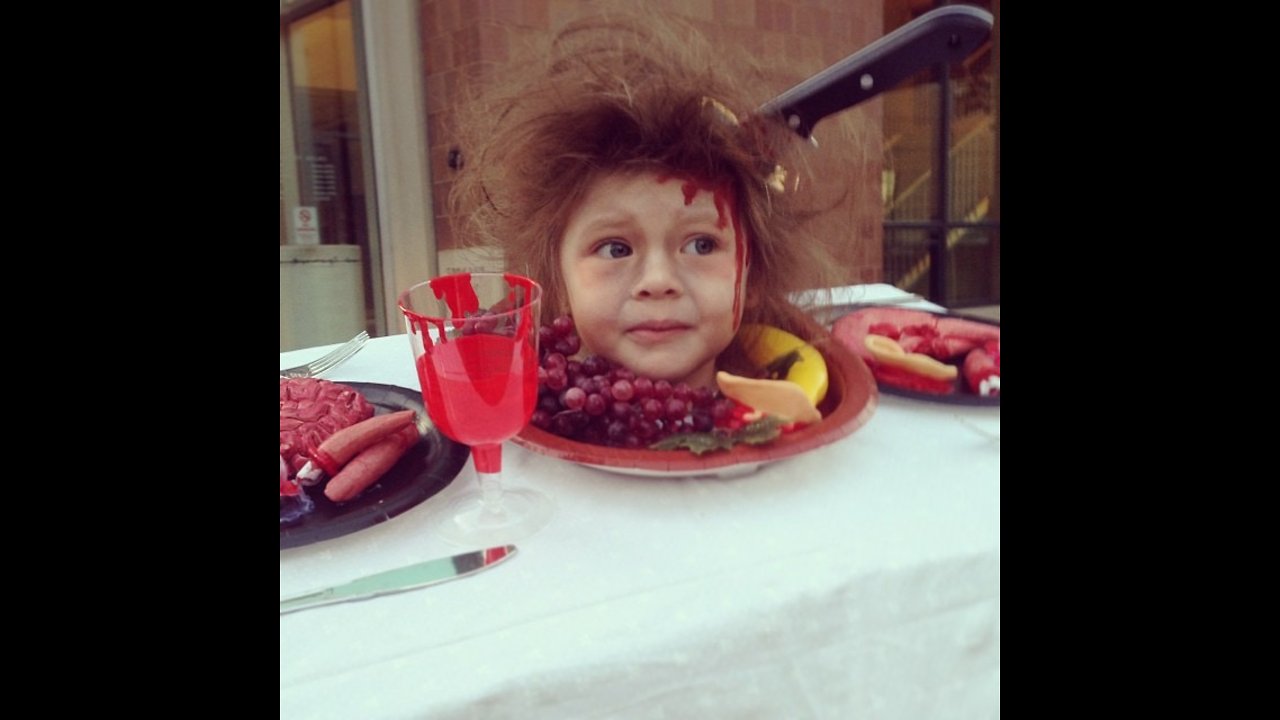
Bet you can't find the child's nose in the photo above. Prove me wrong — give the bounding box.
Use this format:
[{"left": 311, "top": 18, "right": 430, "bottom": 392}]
[{"left": 632, "top": 252, "right": 683, "bottom": 298}]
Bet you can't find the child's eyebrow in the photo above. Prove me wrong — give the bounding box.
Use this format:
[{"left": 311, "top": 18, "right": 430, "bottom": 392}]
[
  {"left": 677, "top": 204, "right": 731, "bottom": 231},
  {"left": 580, "top": 203, "right": 723, "bottom": 231},
  {"left": 575, "top": 213, "right": 635, "bottom": 235}
]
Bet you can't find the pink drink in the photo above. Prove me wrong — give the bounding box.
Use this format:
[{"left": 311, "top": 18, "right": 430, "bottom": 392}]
[
  {"left": 415, "top": 332, "right": 538, "bottom": 472},
  {"left": 399, "top": 273, "right": 551, "bottom": 546}
]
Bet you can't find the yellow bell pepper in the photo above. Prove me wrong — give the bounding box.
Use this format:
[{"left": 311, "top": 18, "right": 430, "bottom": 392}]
[{"left": 737, "top": 324, "right": 829, "bottom": 407}]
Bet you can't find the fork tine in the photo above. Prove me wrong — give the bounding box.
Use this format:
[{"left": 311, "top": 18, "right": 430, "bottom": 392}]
[
  {"left": 338, "top": 331, "right": 369, "bottom": 359},
  {"left": 310, "top": 340, "right": 359, "bottom": 372},
  {"left": 308, "top": 331, "right": 368, "bottom": 375},
  {"left": 281, "top": 331, "right": 369, "bottom": 378},
  {"left": 334, "top": 332, "right": 370, "bottom": 364},
  {"left": 310, "top": 350, "right": 346, "bottom": 375}
]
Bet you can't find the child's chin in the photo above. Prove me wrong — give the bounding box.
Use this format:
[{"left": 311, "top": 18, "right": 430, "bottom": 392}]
[{"left": 630, "top": 358, "right": 715, "bottom": 388}]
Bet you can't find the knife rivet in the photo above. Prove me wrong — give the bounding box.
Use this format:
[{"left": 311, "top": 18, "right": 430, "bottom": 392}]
[
  {"left": 787, "top": 114, "right": 801, "bottom": 129},
  {"left": 860, "top": 73, "right": 873, "bottom": 90}
]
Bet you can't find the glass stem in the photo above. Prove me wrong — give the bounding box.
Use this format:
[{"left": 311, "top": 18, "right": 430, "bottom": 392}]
[
  {"left": 472, "top": 444, "right": 505, "bottom": 516},
  {"left": 476, "top": 470, "right": 505, "bottom": 515}
]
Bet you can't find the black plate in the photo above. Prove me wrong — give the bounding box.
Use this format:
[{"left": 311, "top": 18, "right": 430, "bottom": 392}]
[
  {"left": 815, "top": 303, "right": 1000, "bottom": 407},
  {"left": 280, "top": 382, "right": 471, "bottom": 550}
]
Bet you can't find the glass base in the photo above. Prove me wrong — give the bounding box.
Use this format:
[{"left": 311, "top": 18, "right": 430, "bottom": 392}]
[{"left": 429, "top": 486, "right": 554, "bottom": 547}]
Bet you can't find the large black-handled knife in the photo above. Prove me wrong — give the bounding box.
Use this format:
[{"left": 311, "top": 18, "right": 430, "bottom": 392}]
[{"left": 756, "top": 5, "right": 994, "bottom": 141}]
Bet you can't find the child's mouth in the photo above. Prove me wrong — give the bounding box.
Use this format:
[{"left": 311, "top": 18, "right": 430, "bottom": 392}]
[{"left": 626, "top": 321, "right": 692, "bottom": 344}]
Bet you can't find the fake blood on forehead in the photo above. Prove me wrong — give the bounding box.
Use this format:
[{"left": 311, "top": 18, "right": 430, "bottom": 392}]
[{"left": 664, "top": 175, "right": 750, "bottom": 331}]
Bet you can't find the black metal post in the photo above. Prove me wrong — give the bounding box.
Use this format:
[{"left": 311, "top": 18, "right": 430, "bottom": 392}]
[{"left": 931, "top": 60, "right": 951, "bottom": 303}]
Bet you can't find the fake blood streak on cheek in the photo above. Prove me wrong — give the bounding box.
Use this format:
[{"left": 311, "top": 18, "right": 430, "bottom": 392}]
[{"left": 681, "top": 180, "right": 749, "bottom": 333}]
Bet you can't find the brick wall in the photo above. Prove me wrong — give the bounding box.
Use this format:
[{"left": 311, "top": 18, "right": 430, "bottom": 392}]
[{"left": 420, "top": 0, "right": 885, "bottom": 284}]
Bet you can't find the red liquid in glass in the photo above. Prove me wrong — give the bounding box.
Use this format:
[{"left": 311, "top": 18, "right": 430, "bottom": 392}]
[{"left": 415, "top": 333, "right": 538, "bottom": 452}]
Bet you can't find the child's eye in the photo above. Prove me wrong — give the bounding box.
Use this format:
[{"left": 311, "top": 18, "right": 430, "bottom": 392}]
[
  {"left": 593, "top": 240, "right": 632, "bottom": 259},
  {"left": 682, "top": 235, "right": 719, "bottom": 255}
]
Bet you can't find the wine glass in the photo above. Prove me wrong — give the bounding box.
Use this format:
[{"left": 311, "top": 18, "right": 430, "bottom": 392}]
[{"left": 399, "top": 272, "right": 554, "bottom": 546}]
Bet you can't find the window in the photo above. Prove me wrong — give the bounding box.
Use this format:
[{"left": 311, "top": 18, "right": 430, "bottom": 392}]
[{"left": 280, "top": 0, "right": 381, "bottom": 352}]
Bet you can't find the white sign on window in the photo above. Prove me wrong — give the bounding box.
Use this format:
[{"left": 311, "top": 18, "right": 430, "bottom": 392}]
[{"left": 292, "top": 206, "right": 321, "bottom": 245}]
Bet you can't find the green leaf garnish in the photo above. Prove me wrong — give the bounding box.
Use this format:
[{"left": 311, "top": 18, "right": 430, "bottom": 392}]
[
  {"left": 649, "top": 432, "right": 736, "bottom": 455},
  {"left": 649, "top": 416, "right": 785, "bottom": 455},
  {"left": 734, "top": 416, "right": 786, "bottom": 445}
]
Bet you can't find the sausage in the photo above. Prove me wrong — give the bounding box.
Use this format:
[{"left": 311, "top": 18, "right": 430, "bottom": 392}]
[
  {"left": 323, "top": 425, "right": 421, "bottom": 502},
  {"left": 962, "top": 343, "right": 1000, "bottom": 396},
  {"left": 303, "top": 410, "right": 416, "bottom": 479}
]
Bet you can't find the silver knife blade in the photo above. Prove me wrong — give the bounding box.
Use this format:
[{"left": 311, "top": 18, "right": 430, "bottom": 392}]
[
  {"left": 757, "top": 5, "right": 993, "bottom": 140},
  {"left": 280, "top": 545, "right": 517, "bottom": 615}
]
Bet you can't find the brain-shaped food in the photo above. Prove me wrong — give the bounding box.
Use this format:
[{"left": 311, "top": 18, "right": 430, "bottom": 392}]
[{"left": 279, "top": 378, "right": 375, "bottom": 478}]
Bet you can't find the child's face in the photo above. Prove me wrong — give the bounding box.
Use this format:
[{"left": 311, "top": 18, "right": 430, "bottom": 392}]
[{"left": 559, "top": 170, "right": 749, "bottom": 389}]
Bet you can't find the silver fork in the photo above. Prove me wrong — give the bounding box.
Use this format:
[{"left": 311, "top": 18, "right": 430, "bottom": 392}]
[{"left": 280, "top": 331, "right": 370, "bottom": 378}]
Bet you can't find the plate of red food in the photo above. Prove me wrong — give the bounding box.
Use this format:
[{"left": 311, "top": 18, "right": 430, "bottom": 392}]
[
  {"left": 824, "top": 305, "right": 1000, "bottom": 406},
  {"left": 279, "top": 380, "right": 470, "bottom": 549},
  {"left": 511, "top": 332, "right": 879, "bottom": 478}
]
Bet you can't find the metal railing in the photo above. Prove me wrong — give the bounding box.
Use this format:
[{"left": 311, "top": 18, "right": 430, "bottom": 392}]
[
  {"left": 884, "top": 114, "right": 996, "bottom": 301},
  {"left": 885, "top": 116, "right": 993, "bottom": 222}
]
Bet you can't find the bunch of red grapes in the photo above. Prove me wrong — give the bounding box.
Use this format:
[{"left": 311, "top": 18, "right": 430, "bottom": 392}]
[{"left": 533, "top": 315, "right": 741, "bottom": 447}]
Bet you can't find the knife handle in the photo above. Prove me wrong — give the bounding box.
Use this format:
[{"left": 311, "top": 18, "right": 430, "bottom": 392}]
[{"left": 757, "top": 5, "right": 993, "bottom": 140}]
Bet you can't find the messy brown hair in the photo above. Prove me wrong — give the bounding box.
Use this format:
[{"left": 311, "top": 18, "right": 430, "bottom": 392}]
[{"left": 448, "top": 11, "right": 844, "bottom": 365}]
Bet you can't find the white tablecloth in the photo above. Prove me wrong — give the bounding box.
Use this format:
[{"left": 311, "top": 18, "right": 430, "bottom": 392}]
[{"left": 280, "top": 284, "right": 1000, "bottom": 719}]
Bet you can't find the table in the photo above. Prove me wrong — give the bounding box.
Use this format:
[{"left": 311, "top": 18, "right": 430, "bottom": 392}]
[{"left": 280, "top": 284, "right": 1000, "bottom": 719}]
